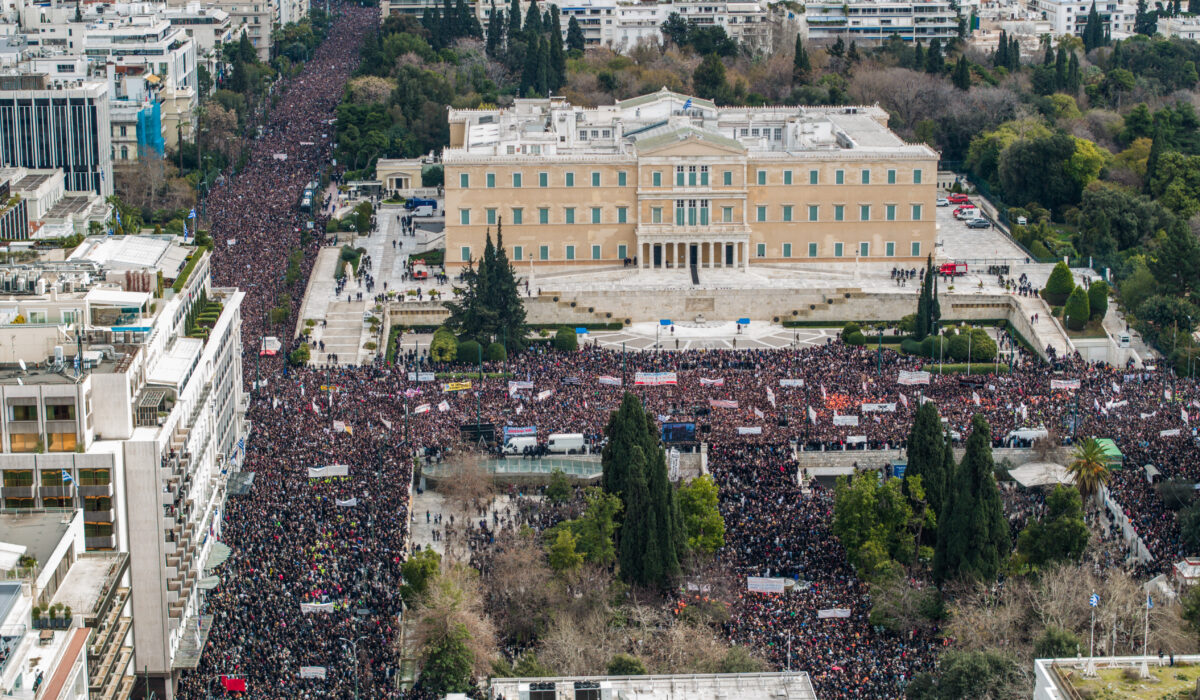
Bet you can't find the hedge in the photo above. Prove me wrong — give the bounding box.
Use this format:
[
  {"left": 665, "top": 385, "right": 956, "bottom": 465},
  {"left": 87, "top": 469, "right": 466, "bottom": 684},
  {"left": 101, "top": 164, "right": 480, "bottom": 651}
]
[{"left": 921, "top": 363, "right": 1011, "bottom": 375}]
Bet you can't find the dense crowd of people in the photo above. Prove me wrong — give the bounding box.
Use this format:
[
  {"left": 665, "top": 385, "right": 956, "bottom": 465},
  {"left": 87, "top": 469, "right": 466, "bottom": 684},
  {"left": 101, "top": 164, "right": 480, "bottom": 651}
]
[{"left": 170, "top": 4, "right": 1200, "bottom": 698}]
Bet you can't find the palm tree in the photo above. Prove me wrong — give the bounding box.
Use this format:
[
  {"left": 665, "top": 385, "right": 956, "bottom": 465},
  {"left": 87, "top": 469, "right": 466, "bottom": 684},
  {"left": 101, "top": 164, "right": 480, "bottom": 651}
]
[{"left": 1067, "top": 438, "right": 1110, "bottom": 502}]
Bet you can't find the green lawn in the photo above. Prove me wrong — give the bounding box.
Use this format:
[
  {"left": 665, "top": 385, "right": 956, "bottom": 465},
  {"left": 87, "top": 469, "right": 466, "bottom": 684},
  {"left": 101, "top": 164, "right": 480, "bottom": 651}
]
[
  {"left": 1064, "top": 320, "right": 1110, "bottom": 339},
  {"left": 1065, "top": 663, "right": 1200, "bottom": 700}
]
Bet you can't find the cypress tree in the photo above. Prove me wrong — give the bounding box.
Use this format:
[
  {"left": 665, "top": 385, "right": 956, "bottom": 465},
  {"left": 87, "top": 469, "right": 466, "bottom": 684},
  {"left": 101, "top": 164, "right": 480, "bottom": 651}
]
[
  {"left": 905, "top": 402, "right": 948, "bottom": 519},
  {"left": 523, "top": 0, "right": 542, "bottom": 42},
  {"left": 548, "top": 5, "right": 566, "bottom": 91},
  {"left": 933, "top": 414, "right": 1010, "bottom": 584},
  {"left": 952, "top": 57, "right": 971, "bottom": 90},
  {"left": 1067, "top": 51, "right": 1081, "bottom": 92},
  {"left": 535, "top": 35, "right": 550, "bottom": 96},
  {"left": 486, "top": 1, "right": 503, "bottom": 57},
  {"left": 1042, "top": 36, "right": 1054, "bottom": 65},
  {"left": 1008, "top": 36, "right": 1020, "bottom": 69},
  {"left": 1083, "top": 2, "right": 1101, "bottom": 51},
  {"left": 925, "top": 38, "right": 944, "bottom": 74},
  {"left": 617, "top": 446, "right": 656, "bottom": 586},
  {"left": 642, "top": 413, "right": 681, "bottom": 581},
  {"left": 1191, "top": 0, "right": 1199, "bottom": 17},
  {"left": 847, "top": 41, "right": 860, "bottom": 62},
  {"left": 521, "top": 34, "right": 541, "bottom": 95},
  {"left": 1145, "top": 126, "right": 1165, "bottom": 193},
  {"left": 1054, "top": 46, "right": 1067, "bottom": 89},
  {"left": 915, "top": 261, "right": 930, "bottom": 341},
  {"left": 507, "top": 0, "right": 521, "bottom": 44},
  {"left": 490, "top": 222, "right": 526, "bottom": 350},
  {"left": 793, "top": 34, "right": 811, "bottom": 83},
  {"left": 566, "top": 15, "right": 585, "bottom": 52},
  {"left": 913, "top": 40, "right": 924, "bottom": 69},
  {"left": 601, "top": 392, "right": 642, "bottom": 499},
  {"left": 994, "top": 30, "right": 1007, "bottom": 67}
]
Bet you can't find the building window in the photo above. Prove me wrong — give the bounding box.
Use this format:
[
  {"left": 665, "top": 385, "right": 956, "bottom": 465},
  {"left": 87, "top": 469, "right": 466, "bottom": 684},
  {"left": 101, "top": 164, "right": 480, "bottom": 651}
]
[
  {"left": 860, "top": 242, "right": 870, "bottom": 257},
  {"left": 486, "top": 208, "right": 497, "bottom": 225},
  {"left": 723, "top": 170, "right": 732, "bottom": 186},
  {"left": 834, "top": 242, "right": 844, "bottom": 257},
  {"left": 591, "top": 207, "right": 601, "bottom": 224},
  {"left": 913, "top": 169, "right": 923, "bottom": 184},
  {"left": 566, "top": 172, "right": 575, "bottom": 187},
  {"left": 512, "top": 208, "right": 523, "bottom": 225},
  {"left": 912, "top": 204, "right": 923, "bottom": 221},
  {"left": 539, "top": 208, "right": 549, "bottom": 224},
  {"left": 459, "top": 209, "right": 470, "bottom": 225},
  {"left": 539, "top": 245, "right": 549, "bottom": 260},
  {"left": 861, "top": 169, "right": 870, "bottom": 185},
  {"left": 886, "top": 205, "right": 896, "bottom": 221},
  {"left": 783, "top": 170, "right": 793, "bottom": 185},
  {"left": 808, "top": 205, "right": 818, "bottom": 222},
  {"left": 756, "top": 243, "right": 766, "bottom": 257},
  {"left": 809, "top": 170, "right": 818, "bottom": 185},
  {"left": 860, "top": 205, "right": 870, "bottom": 221},
  {"left": 512, "top": 173, "right": 522, "bottom": 188},
  {"left": 783, "top": 243, "right": 792, "bottom": 258},
  {"left": 757, "top": 170, "right": 766, "bottom": 185},
  {"left": 592, "top": 244, "right": 601, "bottom": 260},
  {"left": 11, "top": 405, "right": 36, "bottom": 421},
  {"left": 652, "top": 207, "right": 662, "bottom": 224},
  {"left": 887, "top": 169, "right": 896, "bottom": 184},
  {"left": 653, "top": 171, "right": 662, "bottom": 187},
  {"left": 911, "top": 241, "right": 921, "bottom": 256},
  {"left": 676, "top": 166, "right": 685, "bottom": 186},
  {"left": 700, "top": 166, "right": 709, "bottom": 186},
  {"left": 886, "top": 241, "right": 896, "bottom": 257},
  {"left": 834, "top": 205, "right": 844, "bottom": 222},
  {"left": 460, "top": 173, "right": 469, "bottom": 188},
  {"left": 61, "top": 310, "right": 78, "bottom": 325},
  {"left": 591, "top": 171, "right": 600, "bottom": 187},
  {"left": 617, "top": 207, "right": 627, "bottom": 224},
  {"left": 461, "top": 245, "right": 471, "bottom": 261},
  {"left": 618, "top": 171, "right": 627, "bottom": 187},
  {"left": 27, "top": 311, "right": 45, "bottom": 324},
  {"left": 808, "top": 242, "right": 818, "bottom": 257},
  {"left": 566, "top": 245, "right": 575, "bottom": 260},
  {"left": 618, "top": 244, "right": 627, "bottom": 259},
  {"left": 486, "top": 173, "right": 495, "bottom": 188},
  {"left": 565, "top": 207, "right": 575, "bottom": 224},
  {"left": 539, "top": 171, "right": 548, "bottom": 187},
  {"left": 835, "top": 170, "right": 844, "bottom": 185},
  {"left": 756, "top": 205, "right": 767, "bottom": 222},
  {"left": 688, "top": 166, "right": 697, "bottom": 186},
  {"left": 722, "top": 206, "right": 733, "bottom": 223},
  {"left": 782, "top": 205, "right": 794, "bottom": 222},
  {"left": 675, "top": 201, "right": 685, "bottom": 226}
]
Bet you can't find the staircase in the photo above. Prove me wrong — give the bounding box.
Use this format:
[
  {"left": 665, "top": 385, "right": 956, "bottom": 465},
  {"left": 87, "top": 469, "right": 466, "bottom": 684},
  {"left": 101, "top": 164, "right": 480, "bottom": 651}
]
[{"left": 690, "top": 263, "right": 699, "bottom": 285}]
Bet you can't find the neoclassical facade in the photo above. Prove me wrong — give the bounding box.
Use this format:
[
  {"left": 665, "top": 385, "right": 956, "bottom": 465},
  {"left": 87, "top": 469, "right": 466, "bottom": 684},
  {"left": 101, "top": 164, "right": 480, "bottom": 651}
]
[{"left": 442, "top": 89, "right": 938, "bottom": 271}]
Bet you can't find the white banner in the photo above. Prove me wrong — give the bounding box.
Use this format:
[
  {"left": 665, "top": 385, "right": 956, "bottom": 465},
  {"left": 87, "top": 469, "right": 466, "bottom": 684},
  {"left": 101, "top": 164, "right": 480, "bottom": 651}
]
[
  {"left": 406, "top": 371, "right": 436, "bottom": 382},
  {"left": 437, "top": 400, "right": 450, "bottom": 412},
  {"left": 737, "top": 426, "right": 762, "bottom": 435},
  {"left": 817, "top": 608, "right": 852, "bottom": 619},
  {"left": 897, "top": 370, "right": 931, "bottom": 386},
  {"left": 1161, "top": 428, "right": 1182, "bottom": 437},
  {"left": 747, "top": 576, "right": 787, "bottom": 594},
  {"left": 598, "top": 375, "right": 622, "bottom": 386},
  {"left": 710, "top": 399, "right": 739, "bottom": 409},
  {"left": 335, "top": 497, "right": 358, "bottom": 507},
  {"left": 413, "top": 403, "right": 431, "bottom": 414},
  {"left": 845, "top": 435, "right": 868, "bottom": 444},
  {"left": 508, "top": 380, "right": 534, "bottom": 395},
  {"left": 669, "top": 447, "right": 680, "bottom": 481},
  {"left": 779, "top": 378, "right": 805, "bottom": 387},
  {"left": 300, "top": 602, "right": 335, "bottom": 614},
  {"left": 536, "top": 389, "right": 553, "bottom": 401},
  {"left": 699, "top": 377, "right": 725, "bottom": 386},
  {"left": 1141, "top": 411, "right": 1157, "bottom": 419},
  {"left": 307, "top": 465, "right": 349, "bottom": 478},
  {"left": 808, "top": 406, "right": 817, "bottom": 422},
  {"left": 861, "top": 403, "right": 896, "bottom": 413},
  {"left": 767, "top": 388, "right": 776, "bottom": 407},
  {"left": 332, "top": 420, "right": 350, "bottom": 433},
  {"left": 299, "top": 667, "right": 327, "bottom": 679},
  {"left": 1106, "top": 399, "right": 1128, "bottom": 410},
  {"left": 833, "top": 414, "right": 860, "bottom": 426},
  {"left": 634, "top": 372, "right": 677, "bottom": 386},
  {"left": 1051, "top": 379, "right": 1081, "bottom": 390}
]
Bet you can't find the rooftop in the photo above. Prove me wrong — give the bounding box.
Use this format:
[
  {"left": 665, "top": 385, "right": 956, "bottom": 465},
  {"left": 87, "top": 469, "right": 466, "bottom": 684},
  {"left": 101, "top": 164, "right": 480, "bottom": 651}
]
[
  {"left": 0, "top": 512, "right": 72, "bottom": 577},
  {"left": 488, "top": 672, "right": 819, "bottom": 700},
  {"left": 49, "top": 553, "right": 127, "bottom": 619},
  {"left": 1037, "top": 656, "right": 1200, "bottom": 700}
]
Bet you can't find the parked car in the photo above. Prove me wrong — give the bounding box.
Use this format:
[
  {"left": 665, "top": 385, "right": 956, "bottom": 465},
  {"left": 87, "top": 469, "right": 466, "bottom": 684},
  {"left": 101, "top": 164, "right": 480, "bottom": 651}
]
[
  {"left": 947, "top": 193, "right": 970, "bottom": 204},
  {"left": 954, "top": 205, "right": 978, "bottom": 220},
  {"left": 936, "top": 197, "right": 949, "bottom": 207},
  {"left": 967, "top": 218, "right": 992, "bottom": 229}
]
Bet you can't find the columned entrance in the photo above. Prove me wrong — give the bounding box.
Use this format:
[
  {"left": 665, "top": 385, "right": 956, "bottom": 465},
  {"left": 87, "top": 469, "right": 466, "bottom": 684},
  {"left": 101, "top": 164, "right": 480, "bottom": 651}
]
[{"left": 636, "top": 235, "right": 750, "bottom": 272}]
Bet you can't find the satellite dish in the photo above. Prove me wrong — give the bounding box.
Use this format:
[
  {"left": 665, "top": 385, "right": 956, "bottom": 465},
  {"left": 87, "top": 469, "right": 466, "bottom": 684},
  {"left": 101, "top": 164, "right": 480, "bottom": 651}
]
[{"left": 17, "top": 359, "right": 25, "bottom": 372}]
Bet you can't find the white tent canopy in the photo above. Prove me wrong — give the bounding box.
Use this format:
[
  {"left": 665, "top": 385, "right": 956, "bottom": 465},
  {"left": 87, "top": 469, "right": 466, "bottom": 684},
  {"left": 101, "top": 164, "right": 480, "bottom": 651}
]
[{"left": 1009, "top": 462, "right": 1073, "bottom": 488}]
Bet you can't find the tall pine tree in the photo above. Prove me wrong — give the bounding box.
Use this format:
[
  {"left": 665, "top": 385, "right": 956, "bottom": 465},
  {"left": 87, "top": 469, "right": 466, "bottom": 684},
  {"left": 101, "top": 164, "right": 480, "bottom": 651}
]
[
  {"left": 566, "top": 15, "right": 585, "bottom": 52},
  {"left": 617, "top": 446, "right": 656, "bottom": 585},
  {"left": 486, "top": 1, "right": 503, "bottom": 57},
  {"left": 933, "top": 414, "right": 1010, "bottom": 584},
  {"left": 507, "top": 0, "right": 521, "bottom": 45},
  {"left": 548, "top": 5, "right": 567, "bottom": 91},
  {"left": 952, "top": 57, "right": 971, "bottom": 90},
  {"left": 793, "top": 34, "right": 811, "bottom": 84},
  {"left": 905, "top": 402, "right": 949, "bottom": 519},
  {"left": 925, "top": 38, "right": 944, "bottom": 74}
]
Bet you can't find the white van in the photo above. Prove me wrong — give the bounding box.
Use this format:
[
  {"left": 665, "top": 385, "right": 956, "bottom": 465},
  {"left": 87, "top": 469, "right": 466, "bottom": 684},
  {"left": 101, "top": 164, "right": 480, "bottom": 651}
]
[
  {"left": 412, "top": 204, "right": 436, "bottom": 217},
  {"left": 547, "top": 433, "right": 586, "bottom": 454},
  {"left": 503, "top": 436, "right": 537, "bottom": 455},
  {"left": 1007, "top": 427, "right": 1049, "bottom": 444}
]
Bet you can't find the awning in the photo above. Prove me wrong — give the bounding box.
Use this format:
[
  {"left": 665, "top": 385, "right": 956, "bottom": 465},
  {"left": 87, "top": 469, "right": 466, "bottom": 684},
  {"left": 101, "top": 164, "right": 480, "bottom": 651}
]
[
  {"left": 204, "top": 542, "right": 231, "bottom": 570},
  {"left": 1095, "top": 438, "right": 1124, "bottom": 467},
  {"left": 197, "top": 576, "right": 220, "bottom": 590},
  {"left": 1009, "top": 462, "right": 1072, "bottom": 488}
]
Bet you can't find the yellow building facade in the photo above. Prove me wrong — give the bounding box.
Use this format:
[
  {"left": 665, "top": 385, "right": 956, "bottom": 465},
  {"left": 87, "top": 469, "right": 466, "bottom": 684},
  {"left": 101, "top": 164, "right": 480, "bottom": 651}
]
[{"left": 442, "top": 89, "right": 938, "bottom": 271}]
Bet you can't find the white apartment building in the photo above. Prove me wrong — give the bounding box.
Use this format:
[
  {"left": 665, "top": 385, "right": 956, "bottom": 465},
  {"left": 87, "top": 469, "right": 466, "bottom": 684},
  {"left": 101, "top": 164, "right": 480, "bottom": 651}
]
[
  {"left": 0, "top": 236, "right": 247, "bottom": 700},
  {"left": 161, "top": 3, "right": 235, "bottom": 77},
  {"left": 278, "top": 0, "right": 309, "bottom": 28},
  {"left": 0, "top": 167, "right": 109, "bottom": 238},
  {"left": 801, "top": 0, "right": 960, "bottom": 44},
  {"left": 0, "top": 511, "right": 134, "bottom": 700},
  {"left": 1024, "top": 0, "right": 1136, "bottom": 37},
  {"left": 1158, "top": 12, "right": 1200, "bottom": 38},
  {"left": 203, "top": 0, "right": 273, "bottom": 61}
]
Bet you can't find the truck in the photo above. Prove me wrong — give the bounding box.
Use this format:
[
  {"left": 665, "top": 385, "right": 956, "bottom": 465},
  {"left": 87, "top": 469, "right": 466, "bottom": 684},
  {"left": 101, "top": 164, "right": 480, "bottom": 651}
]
[
  {"left": 503, "top": 436, "right": 538, "bottom": 455},
  {"left": 404, "top": 197, "right": 437, "bottom": 211},
  {"left": 939, "top": 261, "right": 968, "bottom": 276},
  {"left": 410, "top": 259, "right": 430, "bottom": 280},
  {"left": 547, "top": 433, "right": 586, "bottom": 454}
]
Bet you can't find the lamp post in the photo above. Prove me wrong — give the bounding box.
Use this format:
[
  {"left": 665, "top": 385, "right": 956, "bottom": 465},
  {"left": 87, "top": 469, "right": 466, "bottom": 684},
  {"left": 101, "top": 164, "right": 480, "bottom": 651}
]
[{"left": 338, "top": 633, "right": 368, "bottom": 700}]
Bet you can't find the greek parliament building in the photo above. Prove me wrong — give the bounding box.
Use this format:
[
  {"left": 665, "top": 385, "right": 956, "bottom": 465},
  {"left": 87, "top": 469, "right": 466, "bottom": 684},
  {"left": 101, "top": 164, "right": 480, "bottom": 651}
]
[{"left": 442, "top": 88, "right": 938, "bottom": 272}]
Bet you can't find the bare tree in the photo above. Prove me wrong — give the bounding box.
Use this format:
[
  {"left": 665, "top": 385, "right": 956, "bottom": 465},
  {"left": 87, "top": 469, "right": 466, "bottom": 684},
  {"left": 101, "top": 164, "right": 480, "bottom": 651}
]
[{"left": 411, "top": 562, "right": 498, "bottom": 677}]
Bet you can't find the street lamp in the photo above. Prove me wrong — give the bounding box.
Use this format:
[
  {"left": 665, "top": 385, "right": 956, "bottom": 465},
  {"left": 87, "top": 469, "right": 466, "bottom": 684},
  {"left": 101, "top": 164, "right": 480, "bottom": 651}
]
[{"left": 338, "top": 634, "right": 368, "bottom": 700}]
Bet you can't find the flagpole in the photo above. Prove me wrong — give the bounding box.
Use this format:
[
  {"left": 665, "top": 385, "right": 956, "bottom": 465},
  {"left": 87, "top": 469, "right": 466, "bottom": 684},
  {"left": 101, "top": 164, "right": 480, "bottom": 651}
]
[
  {"left": 1086, "top": 592, "right": 1097, "bottom": 677},
  {"left": 1141, "top": 594, "right": 1151, "bottom": 678}
]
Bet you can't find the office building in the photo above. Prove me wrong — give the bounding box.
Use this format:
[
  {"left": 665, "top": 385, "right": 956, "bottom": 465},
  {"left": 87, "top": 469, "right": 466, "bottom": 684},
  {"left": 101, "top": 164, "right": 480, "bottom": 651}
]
[
  {"left": 489, "top": 672, "right": 820, "bottom": 700},
  {"left": 206, "top": 0, "right": 273, "bottom": 61},
  {"left": 800, "top": 0, "right": 960, "bottom": 43},
  {"left": 442, "top": 89, "right": 938, "bottom": 271},
  {"left": 0, "top": 167, "right": 109, "bottom": 239},
  {"left": 0, "top": 75, "right": 112, "bottom": 197},
  {"left": 1024, "top": 0, "right": 1136, "bottom": 37},
  {"left": 1157, "top": 12, "right": 1200, "bottom": 39},
  {"left": 162, "top": 3, "right": 235, "bottom": 77},
  {"left": 0, "top": 235, "right": 247, "bottom": 699}
]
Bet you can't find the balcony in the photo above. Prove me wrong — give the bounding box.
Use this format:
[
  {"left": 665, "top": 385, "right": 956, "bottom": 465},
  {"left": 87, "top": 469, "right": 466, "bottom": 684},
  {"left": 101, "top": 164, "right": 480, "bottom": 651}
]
[
  {"left": 86, "top": 535, "right": 116, "bottom": 549},
  {"left": 1, "top": 485, "right": 34, "bottom": 499},
  {"left": 79, "top": 483, "right": 113, "bottom": 498},
  {"left": 84, "top": 509, "right": 114, "bottom": 523},
  {"left": 39, "top": 485, "right": 75, "bottom": 499}
]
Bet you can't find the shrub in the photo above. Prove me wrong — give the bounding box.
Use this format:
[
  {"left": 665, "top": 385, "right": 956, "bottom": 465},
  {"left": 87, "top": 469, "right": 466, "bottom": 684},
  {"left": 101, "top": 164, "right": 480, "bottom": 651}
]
[
  {"left": 1087, "top": 280, "right": 1109, "bottom": 320},
  {"left": 486, "top": 342, "right": 507, "bottom": 362},
  {"left": 920, "top": 335, "right": 949, "bottom": 359},
  {"left": 1064, "top": 287, "right": 1090, "bottom": 331},
  {"left": 553, "top": 326, "right": 578, "bottom": 352},
  {"left": 946, "top": 327, "right": 996, "bottom": 362},
  {"left": 1034, "top": 626, "right": 1081, "bottom": 659},
  {"left": 840, "top": 322, "right": 861, "bottom": 341},
  {"left": 1030, "top": 240, "right": 1052, "bottom": 260},
  {"left": 456, "top": 339, "right": 482, "bottom": 364},
  {"left": 900, "top": 338, "right": 922, "bottom": 355},
  {"left": 898, "top": 314, "right": 917, "bottom": 334},
  {"left": 844, "top": 330, "right": 867, "bottom": 346},
  {"left": 430, "top": 328, "right": 457, "bottom": 362},
  {"left": 606, "top": 653, "right": 647, "bottom": 676},
  {"left": 288, "top": 344, "right": 310, "bottom": 365},
  {"left": 325, "top": 218, "right": 339, "bottom": 233},
  {"left": 1042, "top": 261, "right": 1075, "bottom": 305}
]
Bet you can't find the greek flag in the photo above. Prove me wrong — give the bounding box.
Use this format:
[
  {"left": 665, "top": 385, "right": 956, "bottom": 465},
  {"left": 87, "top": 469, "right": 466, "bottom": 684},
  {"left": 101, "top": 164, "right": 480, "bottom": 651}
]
[
  {"left": 115, "top": 209, "right": 121, "bottom": 226},
  {"left": 183, "top": 221, "right": 188, "bottom": 240},
  {"left": 682, "top": 98, "right": 693, "bottom": 110},
  {"left": 1089, "top": 593, "right": 1100, "bottom": 607},
  {"left": 1147, "top": 594, "right": 1153, "bottom": 609},
  {"left": 188, "top": 208, "right": 197, "bottom": 219},
  {"left": 61, "top": 470, "right": 73, "bottom": 483}
]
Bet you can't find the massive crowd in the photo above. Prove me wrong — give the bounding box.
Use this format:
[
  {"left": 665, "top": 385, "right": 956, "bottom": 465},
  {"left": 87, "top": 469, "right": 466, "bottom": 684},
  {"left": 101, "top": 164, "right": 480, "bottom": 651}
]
[{"left": 171, "top": 4, "right": 1200, "bottom": 698}]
